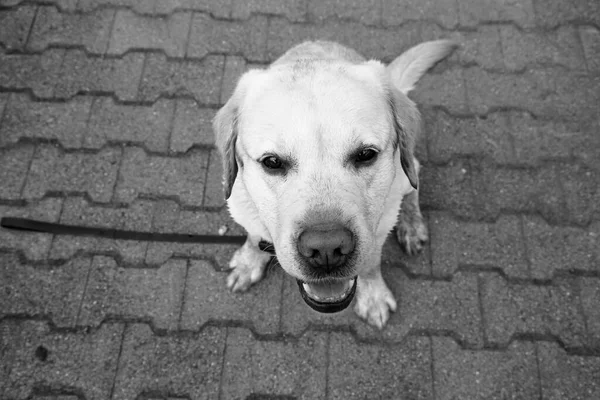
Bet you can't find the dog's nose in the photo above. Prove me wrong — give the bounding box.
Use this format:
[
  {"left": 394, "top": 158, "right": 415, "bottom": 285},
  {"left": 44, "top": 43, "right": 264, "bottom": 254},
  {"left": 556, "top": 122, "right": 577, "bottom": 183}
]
[{"left": 297, "top": 225, "right": 355, "bottom": 269}]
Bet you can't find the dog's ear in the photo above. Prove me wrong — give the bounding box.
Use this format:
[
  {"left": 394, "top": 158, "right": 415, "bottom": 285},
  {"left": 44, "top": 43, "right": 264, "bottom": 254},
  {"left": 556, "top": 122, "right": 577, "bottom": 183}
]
[
  {"left": 387, "top": 40, "right": 457, "bottom": 95},
  {"left": 384, "top": 40, "right": 457, "bottom": 190},
  {"left": 213, "top": 70, "right": 262, "bottom": 200},
  {"left": 387, "top": 90, "right": 421, "bottom": 190}
]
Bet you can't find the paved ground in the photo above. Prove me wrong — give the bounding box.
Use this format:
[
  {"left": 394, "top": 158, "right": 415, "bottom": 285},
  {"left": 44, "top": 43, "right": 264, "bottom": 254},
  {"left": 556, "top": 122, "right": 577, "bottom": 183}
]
[{"left": 0, "top": 0, "right": 599, "bottom": 399}]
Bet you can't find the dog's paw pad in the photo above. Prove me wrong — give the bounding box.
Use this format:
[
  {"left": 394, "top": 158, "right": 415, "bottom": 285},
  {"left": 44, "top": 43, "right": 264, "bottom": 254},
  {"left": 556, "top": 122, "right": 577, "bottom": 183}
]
[
  {"left": 354, "top": 282, "right": 397, "bottom": 330},
  {"left": 396, "top": 218, "right": 428, "bottom": 256}
]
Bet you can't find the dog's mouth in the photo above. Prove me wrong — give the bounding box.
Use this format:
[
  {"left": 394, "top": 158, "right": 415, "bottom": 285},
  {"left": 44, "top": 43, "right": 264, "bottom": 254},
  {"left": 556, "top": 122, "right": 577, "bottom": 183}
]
[{"left": 297, "top": 277, "right": 357, "bottom": 313}]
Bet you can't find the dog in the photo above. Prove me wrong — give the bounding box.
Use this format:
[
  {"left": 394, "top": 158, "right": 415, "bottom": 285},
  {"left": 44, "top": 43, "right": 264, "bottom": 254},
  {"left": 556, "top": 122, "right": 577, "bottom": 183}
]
[{"left": 213, "top": 40, "right": 456, "bottom": 329}]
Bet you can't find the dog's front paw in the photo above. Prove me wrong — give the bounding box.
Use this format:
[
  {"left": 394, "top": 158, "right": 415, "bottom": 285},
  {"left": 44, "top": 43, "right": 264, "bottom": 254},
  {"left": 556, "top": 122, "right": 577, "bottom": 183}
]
[
  {"left": 396, "top": 214, "right": 428, "bottom": 256},
  {"left": 354, "top": 274, "right": 397, "bottom": 329},
  {"left": 226, "top": 242, "right": 271, "bottom": 292}
]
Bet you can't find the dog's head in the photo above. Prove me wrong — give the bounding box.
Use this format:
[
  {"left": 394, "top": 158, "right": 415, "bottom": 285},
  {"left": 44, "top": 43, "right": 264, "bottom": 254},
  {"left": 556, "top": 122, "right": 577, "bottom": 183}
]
[{"left": 214, "top": 41, "right": 456, "bottom": 312}]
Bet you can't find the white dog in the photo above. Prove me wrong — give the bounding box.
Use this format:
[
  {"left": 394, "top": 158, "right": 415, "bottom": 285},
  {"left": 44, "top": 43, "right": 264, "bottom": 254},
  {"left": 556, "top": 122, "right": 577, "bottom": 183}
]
[{"left": 214, "top": 40, "right": 456, "bottom": 328}]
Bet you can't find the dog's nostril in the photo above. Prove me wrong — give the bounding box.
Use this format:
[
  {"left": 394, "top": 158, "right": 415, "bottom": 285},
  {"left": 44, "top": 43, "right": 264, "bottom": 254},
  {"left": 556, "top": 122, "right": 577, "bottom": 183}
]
[{"left": 297, "top": 225, "right": 355, "bottom": 268}]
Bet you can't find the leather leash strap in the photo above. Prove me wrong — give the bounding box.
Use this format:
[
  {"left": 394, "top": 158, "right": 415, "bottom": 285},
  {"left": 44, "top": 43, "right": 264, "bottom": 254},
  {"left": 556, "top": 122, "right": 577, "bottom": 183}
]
[{"left": 0, "top": 217, "right": 247, "bottom": 245}]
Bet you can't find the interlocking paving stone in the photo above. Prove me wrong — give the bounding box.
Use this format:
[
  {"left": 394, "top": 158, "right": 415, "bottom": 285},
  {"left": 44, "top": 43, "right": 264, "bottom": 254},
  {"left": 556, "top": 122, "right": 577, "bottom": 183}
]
[
  {"left": 85, "top": 97, "right": 174, "bottom": 151},
  {"left": 187, "top": 14, "right": 269, "bottom": 61},
  {"left": 510, "top": 113, "right": 599, "bottom": 167},
  {"left": 538, "top": 342, "right": 600, "bottom": 399},
  {"left": 77, "top": 0, "right": 155, "bottom": 13},
  {"left": 523, "top": 216, "right": 598, "bottom": 280},
  {"left": 0, "top": 5, "right": 35, "bottom": 50},
  {"left": 0, "top": 198, "right": 63, "bottom": 260},
  {"left": 428, "top": 212, "right": 528, "bottom": 278},
  {"left": 49, "top": 197, "right": 153, "bottom": 264},
  {"left": 22, "top": 145, "right": 121, "bottom": 203},
  {"left": 203, "top": 150, "right": 226, "bottom": 207},
  {"left": 533, "top": 0, "right": 600, "bottom": 27},
  {"left": 411, "top": 68, "right": 468, "bottom": 113},
  {"left": 281, "top": 262, "right": 483, "bottom": 347},
  {"left": 180, "top": 260, "right": 283, "bottom": 334},
  {"left": 0, "top": 253, "right": 90, "bottom": 327},
  {"left": 27, "top": 6, "right": 115, "bottom": 53},
  {"left": 0, "top": 320, "right": 123, "bottom": 400},
  {"left": 0, "top": 49, "right": 64, "bottom": 98},
  {"left": 266, "top": 17, "right": 423, "bottom": 63},
  {"left": 307, "top": 0, "right": 379, "bottom": 25},
  {"left": 424, "top": 109, "right": 514, "bottom": 164},
  {"left": 457, "top": 0, "right": 535, "bottom": 27},
  {"left": 421, "top": 161, "right": 568, "bottom": 224},
  {"left": 153, "top": 0, "right": 230, "bottom": 17},
  {"left": 382, "top": 0, "right": 459, "bottom": 28},
  {"left": 108, "top": 10, "right": 191, "bottom": 57},
  {"left": 78, "top": 256, "right": 186, "bottom": 330},
  {"left": 53, "top": 50, "right": 144, "bottom": 100},
  {"left": 112, "top": 323, "right": 225, "bottom": 400},
  {"left": 221, "top": 328, "right": 328, "bottom": 399},
  {"left": 114, "top": 147, "right": 208, "bottom": 206},
  {"left": 170, "top": 99, "right": 215, "bottom": 152},
  {"left": 581, "top": 278, "right": 600, "bottom": 348},
  {"left": 0, "top": 94, "right": 92, "bottom": 148},
  {"left": 560, "top": 163, "right": 600, "bottom": 226},
  {"left": 480, "top": 273, "right": 588, "bottom": 348},
  {"left": 220, "top": 55, "right": 247, "bottom": 104},
  {"left": 580, "top": 26, "right": 600, "bottom": 72},
  {"left": 500, "top": 25, "right": 586, "bottom": 71},
  {"left": 137, "top": 53, "right": 224, "bottom": 103},
  {"left": 328, "top": 333, "right": 432, "bottom": 399},
  {"left": 432, "top": 337, "right": 539, "bottom": 399},
  {"left": 232, "top": 0, "right": 307, "bottom": 21},
  {"left": 447, "top": 26, "right": 504, "bottom": 70},
  {"left": 467, "top": 67, "right": 600, "bottom": 119},
  {"left": 0, "top": 144, "right": 35, "bottom": 200}
]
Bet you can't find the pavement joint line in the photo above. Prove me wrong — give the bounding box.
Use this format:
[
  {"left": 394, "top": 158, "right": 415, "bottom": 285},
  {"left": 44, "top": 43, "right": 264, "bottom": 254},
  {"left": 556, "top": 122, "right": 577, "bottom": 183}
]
[
  {"left": 2, "top": 136, "right": 597, "bottom": 173},
  {"left": 3, "top": 2, "right": 600, "bottom": 32},
  {"left": 3, "top": 314, "right": 599, "bottom": 356},
  {"left": 4, "top": 45, "right": 600, "bottom": 76},
  {"left": 0, "top": 86, "right": 225, "bottom": 108},
  {"left": 3, "top": 85, "right": 600, "bottom": 124},
  {"left": 1, "top": 193, "right": 598, "bottom": 230},
  {"left": 4, "top": 243, "right": 599, "bottom": 284}
]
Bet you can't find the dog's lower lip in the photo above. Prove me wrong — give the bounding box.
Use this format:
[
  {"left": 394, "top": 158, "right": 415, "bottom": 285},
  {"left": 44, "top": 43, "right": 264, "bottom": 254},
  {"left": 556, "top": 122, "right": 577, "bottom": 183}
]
[{"left": 297, "top": 277, "right": 357, "bottom": 313}]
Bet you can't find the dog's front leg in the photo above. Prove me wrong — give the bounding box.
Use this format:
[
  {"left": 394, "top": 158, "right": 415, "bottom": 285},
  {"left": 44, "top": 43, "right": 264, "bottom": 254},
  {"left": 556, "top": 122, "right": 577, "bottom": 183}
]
[
  {"left": 396, "top": 158, "right": 428, "bottom": 255},
  {"left": 226, "top": 235, "right": 272, "bottom": 292},
  {"left": 396, "top": 188, "right": 428, "bottom": 255},
  {"left": 354, "top": 265, "right": 397, "bottom": 329}
]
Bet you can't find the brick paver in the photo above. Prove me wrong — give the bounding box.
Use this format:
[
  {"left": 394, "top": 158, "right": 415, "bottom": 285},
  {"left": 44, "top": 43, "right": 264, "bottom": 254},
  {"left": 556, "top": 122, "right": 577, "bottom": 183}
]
[{"left": 1, "top": 0, "right": 599, "bottom": 398}]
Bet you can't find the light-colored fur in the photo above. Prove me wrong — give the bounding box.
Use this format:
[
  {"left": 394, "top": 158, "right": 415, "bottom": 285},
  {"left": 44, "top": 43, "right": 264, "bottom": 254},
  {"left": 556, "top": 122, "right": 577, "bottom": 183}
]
[{"left": 214, "top": 40, "right": 456, "bottom": 328}]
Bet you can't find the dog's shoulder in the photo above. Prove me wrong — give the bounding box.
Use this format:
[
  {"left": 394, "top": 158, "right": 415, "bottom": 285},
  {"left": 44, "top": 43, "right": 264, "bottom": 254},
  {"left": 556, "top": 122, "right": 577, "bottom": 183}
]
[{"left": 272, "top": 41, "right": 366, "bottom": 66}]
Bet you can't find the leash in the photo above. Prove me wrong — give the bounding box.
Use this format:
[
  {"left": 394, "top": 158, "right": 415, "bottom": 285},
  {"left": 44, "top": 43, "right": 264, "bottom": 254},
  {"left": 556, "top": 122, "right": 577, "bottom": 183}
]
[
  {"left": 0, "top": 217, "right": 247, "bottom": 245},
  {"left": 0, "top": 217, "right": 277, "bottom": 254}
]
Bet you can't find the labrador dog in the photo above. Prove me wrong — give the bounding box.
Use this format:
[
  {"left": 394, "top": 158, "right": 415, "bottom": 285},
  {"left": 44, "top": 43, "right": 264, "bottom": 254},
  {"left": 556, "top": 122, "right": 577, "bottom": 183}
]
[{"left": 214, "top": 40, "right": 456, "bottom": 328}]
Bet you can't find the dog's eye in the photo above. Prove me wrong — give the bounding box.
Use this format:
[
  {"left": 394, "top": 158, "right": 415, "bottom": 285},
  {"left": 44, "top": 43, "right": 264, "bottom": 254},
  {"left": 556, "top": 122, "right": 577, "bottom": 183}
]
[
  {"left": 355, "top": 148, "right": 378, "bottom": 164},
  {"left": 262, "top": 156, "right": 284, "bottom": 170}
]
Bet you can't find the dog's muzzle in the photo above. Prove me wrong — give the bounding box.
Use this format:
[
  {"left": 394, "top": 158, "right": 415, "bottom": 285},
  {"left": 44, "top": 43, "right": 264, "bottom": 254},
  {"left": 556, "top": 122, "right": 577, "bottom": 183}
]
[{"left": 259, "top": 239, "right": 357, "bottom": 313}]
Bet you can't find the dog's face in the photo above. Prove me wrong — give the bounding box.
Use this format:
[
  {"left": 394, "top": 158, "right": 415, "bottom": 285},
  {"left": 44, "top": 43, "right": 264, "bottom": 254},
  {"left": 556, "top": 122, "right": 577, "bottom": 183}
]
[{"left": 215, "top": 59, "right": 420, "bottom": 310}]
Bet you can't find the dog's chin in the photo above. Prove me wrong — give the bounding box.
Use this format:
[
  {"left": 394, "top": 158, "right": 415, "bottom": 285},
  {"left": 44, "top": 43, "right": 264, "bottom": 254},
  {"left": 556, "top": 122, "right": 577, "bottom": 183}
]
[{"left": 297, "top": 277, "right": 357, "bottom": 313}]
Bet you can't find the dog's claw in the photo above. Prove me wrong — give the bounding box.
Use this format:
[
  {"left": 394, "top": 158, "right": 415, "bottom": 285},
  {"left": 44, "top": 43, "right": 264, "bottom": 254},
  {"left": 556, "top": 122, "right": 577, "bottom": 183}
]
[
  {"left": 396, "top": 217, "right": 428, "bottom": 256},
  {"left": 354, "top": 275, "right": 397, "bottom": 330},
  {"left": 226, "top": 242, "right": 270, "bottom": 292},
  {"left": 227, "top": 267, "right": 261, "bottom": 292}
]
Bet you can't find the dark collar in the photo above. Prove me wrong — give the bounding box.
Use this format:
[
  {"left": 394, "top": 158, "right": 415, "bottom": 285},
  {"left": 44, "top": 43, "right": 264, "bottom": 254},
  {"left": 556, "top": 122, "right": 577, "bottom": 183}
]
[{"left": 258, "top": 239, "right": 276, "bottom": 255}]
